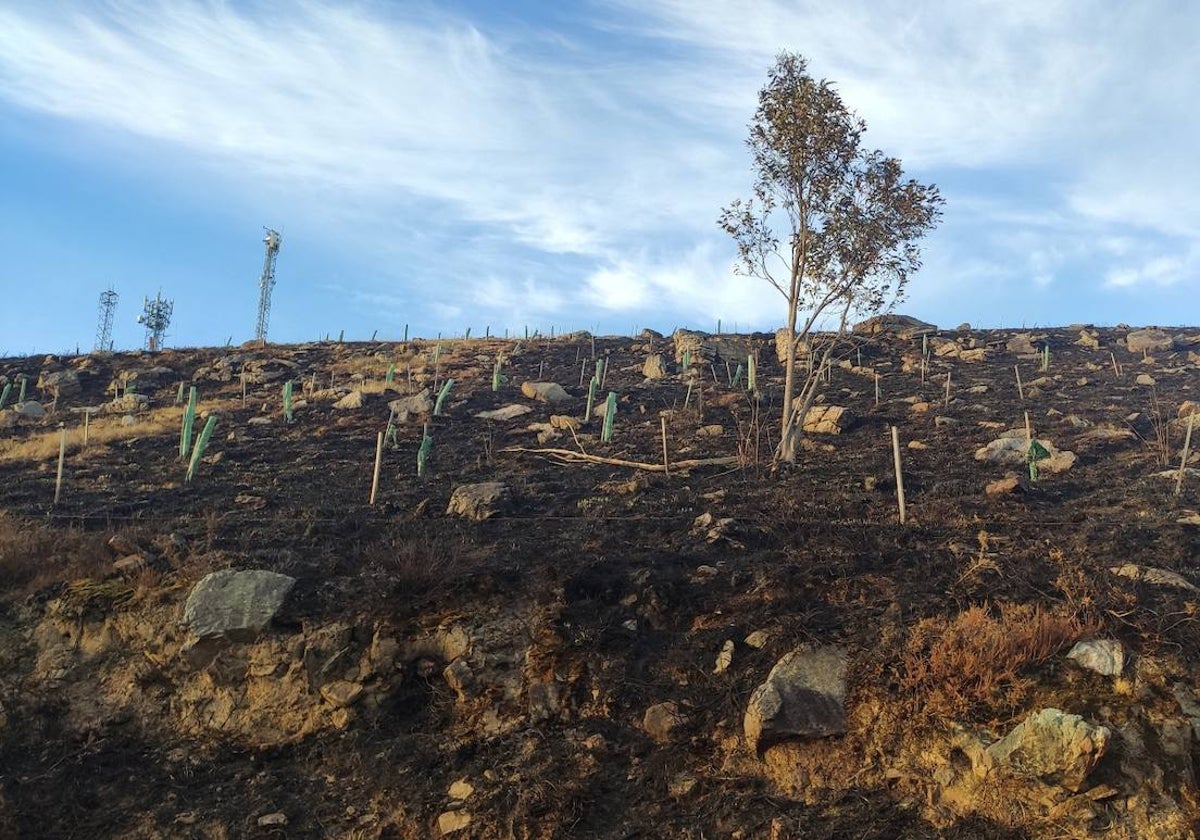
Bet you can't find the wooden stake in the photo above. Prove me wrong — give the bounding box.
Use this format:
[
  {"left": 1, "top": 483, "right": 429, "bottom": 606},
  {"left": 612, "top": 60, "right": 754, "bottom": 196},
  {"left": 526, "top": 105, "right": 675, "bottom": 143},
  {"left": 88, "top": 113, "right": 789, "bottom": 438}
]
[
  {"left": 578, "top": 358, "right": 587, "bottom": 387},
  {"left": 54, "top": 424, "right": 66, "bottom": 506},
  {"left": 891, "top": 426, "right": 906, "bottom": 525},
  {"left": 1025, "top": 410, "right": 1033, "bottom": 444},
  {"left": 241, "top": 372, "right": 247, "bottom": 407},
  {"left": 1110, "top": 351, "right": 1121, "bottom": 377},
  {"left": 660, "top": 416, "right": 670, "bottom": 476},
  {"left": 1177, "top": 413, "right": 1195, "bottom": 496},
  {"left": 874, "top": 371, "right": 881, "bottom": 407},
  {"left": 944, "top": 371, "right": 951, "bottom": 407},
  {"left": 83, "top": 410, "right": 90, "bottom": 447},
  {"left": 369, "top": 431, "right": 385, "bottom": 506},
  {"left": 1015, "top": 365, "right": 1024, "bottom": 400}
]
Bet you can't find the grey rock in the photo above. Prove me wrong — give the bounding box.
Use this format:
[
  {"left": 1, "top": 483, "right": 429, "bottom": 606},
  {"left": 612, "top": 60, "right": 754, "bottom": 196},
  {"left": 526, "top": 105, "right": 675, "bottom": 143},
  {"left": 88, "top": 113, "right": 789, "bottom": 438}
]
[
  {"left": 852, "top": 314, "right": 936, "bottom": 338},
  {"left": 1126, "top": 328, "right": 1175, "bottom": 354},
  {"left": 643, "top": 701, "right": 687, "bottom": 742},
  {"left": 974, "top": 436, "right": 1076, "bottom": 473},
  {"left": 474, "top": 404, "right": 532, "bottom": 421},
  {"left": 1006, "top": 333, "right": 1037, "bottom": 355},
  {"left": 12, "top": 401, "right": 45, "bottom": 419},
  {"left": 446, "top": 482, "right": 510, "bottom": 520},
  {"left": 1066, "top": 639, "right": 1125, "bottom": 676},
  {"left": 642, "top": 354, "right": 670, "bottom": 379},
  {"left": 388, "top": 389, "right": 432, "bottom": 421},
  {"left": 744, "top": 645, "right": 847, "bottom": 753},
  {"left": 333, "top": 390, "right": 364, "bottom": 409},
  {"left": 38, "top": 369, "right": 81, "bottom": 399},
  {"left": 1109, "top": 564, "right": 1197, "bottom": 592},
  {"left": 985, "top": 708, "right": 1110, "bottom": 792},
  {"left": 182, "top": 569, "right": 296, "bottom": 642},
  {"left": 520, "top": 381, "right": 569, "bottom": 403}
]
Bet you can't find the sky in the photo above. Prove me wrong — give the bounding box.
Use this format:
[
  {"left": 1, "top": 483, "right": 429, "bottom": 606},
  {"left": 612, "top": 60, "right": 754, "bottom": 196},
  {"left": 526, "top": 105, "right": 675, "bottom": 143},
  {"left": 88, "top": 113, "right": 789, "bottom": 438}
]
[{"left": 1, "top": 0, "right": 1197, "bottom": 354}]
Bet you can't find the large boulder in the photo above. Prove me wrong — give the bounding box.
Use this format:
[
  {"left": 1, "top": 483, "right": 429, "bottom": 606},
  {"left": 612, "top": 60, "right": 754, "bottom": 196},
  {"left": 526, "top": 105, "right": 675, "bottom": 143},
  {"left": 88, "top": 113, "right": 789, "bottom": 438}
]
[
  {"left": 852, "top": 314, "right": 936, "bottom": 339},
  {"left": 388, "top": 389, "right": 432, "bottom": 421},
  {"left": 520, "top": 381, "right": 570, "bottom": 403},
  {"left": 182, "top": 569, "right": 296, "bottom": 642},
  {"left": 744, "top": 645, "right": 847, "bottom": 753},
  {"left": 38, "top": 369, "right": 81, "bottom": 400},
  {"left": 984, "top": 708, "right": 1110, "bottom": 792},
  {"left": 447, "top": 482, "right": 510, "bottom": 520},
  {"left": 642, "top": 354, "right": 670, "bottom": 380},
  {"left": 1126, "top": 328, "right": 1175, "bottom": 354},
  {"left": 673, "top": 329, "right": 752, "bottom": 365}
]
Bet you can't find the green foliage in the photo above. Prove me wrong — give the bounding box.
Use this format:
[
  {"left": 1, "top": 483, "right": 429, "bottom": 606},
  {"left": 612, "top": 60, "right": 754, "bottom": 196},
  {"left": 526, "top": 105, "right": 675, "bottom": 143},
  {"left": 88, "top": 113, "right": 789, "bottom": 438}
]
[
  {"left": 417, "top": 425, "right": 433, "bottom": 477},
  {"left": 179, "top": 386, "right": 198, "bottom": 460},
  {"left": 185, "top": 415, "right": 218, "bottom": 482},
  {"left": 747, "top": 355, "right": 756, "bottom": 392},
  {"left": 1027, "top": 439, "right": 1050, "bottom": 482},
  {"left": 385, "top": 364, "right": 395, "bottom": 385},
  {"left": 17, "top": 376, "right": 26, "bottom": 403},
  {"left": 434, "top": 378, "right": 454, "bottom": 415},
  {"left": 492, "top": 356, "right": 504, "bottom": 392},
  {"left": 601, "top": 392, "right": 617, "bottom": 442},
  {"left": 283, "top": 380, "right": 294, "bottom": 424}
]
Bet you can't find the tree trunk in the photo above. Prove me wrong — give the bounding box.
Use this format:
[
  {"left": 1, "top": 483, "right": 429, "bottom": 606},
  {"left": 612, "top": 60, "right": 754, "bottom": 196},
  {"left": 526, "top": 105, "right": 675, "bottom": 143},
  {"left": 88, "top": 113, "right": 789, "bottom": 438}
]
[{"left": 777, "top": 283, "right": 801, "bottom": 463}]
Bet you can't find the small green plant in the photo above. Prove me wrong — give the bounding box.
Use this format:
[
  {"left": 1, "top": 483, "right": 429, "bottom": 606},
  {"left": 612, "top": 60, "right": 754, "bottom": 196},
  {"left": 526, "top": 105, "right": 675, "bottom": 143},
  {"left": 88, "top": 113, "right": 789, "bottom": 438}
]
[
  {"left": 1027, "top": 439, "right": 1050, "bottom": 482},
  {"left": 179, "top": 386, "right": 198, "bottom": 460},
  {"left": 434, "top": 378, "right": 454, "bottom": 415},
  {"left": 283, "top": 380, "right": 294, "bottom": 423},
  {"left": 384, "top": 409, "right": 399, "bottom": 449},
  {"left": 601, "top": 392, "right": 617, "bottom": 442},
  {"left": 185, "top": 415, "right": 218, "bottom": 482},
  {"left": 417, "top": 424, "right": 433, "bottom": 477}
]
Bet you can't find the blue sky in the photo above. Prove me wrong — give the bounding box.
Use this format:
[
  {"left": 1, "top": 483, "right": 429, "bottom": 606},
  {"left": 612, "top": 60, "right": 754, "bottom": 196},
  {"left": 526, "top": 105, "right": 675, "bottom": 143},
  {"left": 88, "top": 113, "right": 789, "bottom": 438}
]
[{"left": 1, "top": 1, "right": 1197, "bottom": 354}]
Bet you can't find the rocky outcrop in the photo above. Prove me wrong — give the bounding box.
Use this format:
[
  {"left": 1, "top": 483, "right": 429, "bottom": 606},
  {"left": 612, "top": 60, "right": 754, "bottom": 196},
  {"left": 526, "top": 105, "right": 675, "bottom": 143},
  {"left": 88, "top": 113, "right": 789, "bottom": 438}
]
[
  {"left": 1126, "top": 328, "right": 1174, "bottom": 354},
  {"left": 447, "top": 482, "right": 510, "bottom": 520},
  {"left": 744, "top": 646, "right": 847, "bottom": 753},
  {"left": 984, "top": 708, "right": 1110, "bottom": 792},
  {"left": 852, "top": 314, "right": 936, "bottom": 338}
]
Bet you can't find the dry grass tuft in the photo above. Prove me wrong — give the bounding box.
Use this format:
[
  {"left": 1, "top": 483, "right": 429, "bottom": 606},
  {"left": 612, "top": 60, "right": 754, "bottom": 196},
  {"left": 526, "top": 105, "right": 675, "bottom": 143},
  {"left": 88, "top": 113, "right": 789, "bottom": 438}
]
[
  {"left": 899, "top": 602, "right": 1093, "bottom": 724},
  {"left": 0, "top": 513, "right": 112, "bottom": 601}
]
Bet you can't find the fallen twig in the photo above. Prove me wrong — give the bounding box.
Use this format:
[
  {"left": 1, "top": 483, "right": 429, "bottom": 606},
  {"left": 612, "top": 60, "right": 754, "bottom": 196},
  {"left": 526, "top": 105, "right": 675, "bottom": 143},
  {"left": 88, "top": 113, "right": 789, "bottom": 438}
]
[{"left": 502, "top": 447, "right": 738, "bottom": 472}]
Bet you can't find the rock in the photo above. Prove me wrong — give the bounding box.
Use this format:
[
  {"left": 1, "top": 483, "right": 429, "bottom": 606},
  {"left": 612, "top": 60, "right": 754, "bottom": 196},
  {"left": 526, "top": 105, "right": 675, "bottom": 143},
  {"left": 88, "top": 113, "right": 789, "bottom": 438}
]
[
  {"left": 320, "top": 680, "right": 364, "bottom": 708},
  {"left": 1076, "top": 330, "right": 1100, "bottom": 349},
  {"left": 959, "top": 348, "right": 990, "bottom": 362},
  {"left": 1109, "top": 564, "right": 1197, "bottom": 592},
  {"left": 1066, "top": 639, "right": 1125, "bottom": 676},
  {"left": 1126, "top": 328, "right": 1174, "bottom": 354},
  {"left": 696, "top": 424, "right": 724, "bottom": 437},
  {"left": 985, "top": 708, "right": 1110, "bottom": 791},
  {"left": 852, "top": 314, "right": 936, "bottom": 338},
  {"left": 182, "top": 570, "right": 296, "bottom": 642},
  {"left": 38, "top": 370, "right": 80, "bottom": 399},
  {"left": 257, "top": 812, "right": 288, "bottom": 828},
  {"left": 714, "top": 640, "right": 735, "bottom": 674},
  {"left": 437, "top": 811, "right": 471, "bottom": 835},
  {"left": 744, "top": 630, "right": 769, "bottom": 649},
  {"left": 1006, "top": 333, "right": 1037, "bottom": 355},
  {"left": 333, "top": 390, "right": 364, "bottom": 409},
  {"left": 957, "top": 322, "right": 972, "bottom": 332},
  {"left": 474, "top": 404, "right": 532, "bottom": 421},
  {"left": 388, "top": 390, "right": 432, "bottom": 421},
  {"left": 986, "top": 474, "right": 1020, "bottom": 496},
  {"left": 1172, "top": 685, "right": 1200, "bottom": 740},
  {"left": 13, "top": 401, "right": 46, "bottom": 419},
  {"left": 974, "top": 436, "right": 1076, "bottom": 473},
  {"left": 744, "top": 645, "right": 847, "bottom": 753},
  {"left": 528, "top": 681, "right": 564, "bottom": 722},
  {"left": 448, "top": 779, "right": 474, "bottom": 800},
  {"left": 443, "top": 659, "right": 475, "bottom": 701},
  {"left": 642, "top": 354, "right": 670, "bottom": 379},
  {"left": 1136, "top": 373, "right": 1157, "bottom": 386},
  {"left": 446, "top": 482, "right": 510, "bottom": 520},
  {"left": 643, "top": 701, "right": 687, "bottom": 742},
  {"left": 668, "top": 773, "right": 698, "bottom": 798},
  {"left": 549, "top": 414, "right": 580, "bottom": 431},
  {"left": 802, "top": 405, "right": 853, "bottom": 435},
  {"left": 1179, "top": 401, "right": 1199, "bottom": 420},
  {"left": 520, "top": 381, "right": 570, "bottom": 403}
]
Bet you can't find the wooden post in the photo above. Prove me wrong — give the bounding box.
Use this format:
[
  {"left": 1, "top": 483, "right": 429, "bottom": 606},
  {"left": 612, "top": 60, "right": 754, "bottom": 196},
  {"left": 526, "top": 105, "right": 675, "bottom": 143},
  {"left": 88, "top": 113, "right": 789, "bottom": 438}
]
[
  {"left": 1110, "top": 351, "right": 1121, "bottom": 377},
  {"left": 241, "top": 371, "right": 247, "bottom": 407},
  {"left": 1015, "top": 365, "right": 1024, "bottom": 400},
  {"left": 891, "top": 426, "right": 906, "bottom": 525},
  {"left": 874, "top": 371, "right": 880, "bottom": 407},
  {"left": 369, "top": 431, "right": 385, "bottom": 506},
  {"left": 1177, "top": 413, "right": 1196, "bottom": 496},
  {"left": 578, "top": 358, "right": 587, "bottom": 387},
  {"left": 944, "top": 370, "right": 951, "bottom": 407},
  {"left": 1025, "top": 410, "right": 1033, "bottom": 445},
  {"left": 83, "top": 410, "right": 90, "bottom": 447},
  {"left": 660, "top": 416, "right": 670, "bottom": 476},
  {"left": 54, "top": 424, "right": 66, "bottom": 506}
]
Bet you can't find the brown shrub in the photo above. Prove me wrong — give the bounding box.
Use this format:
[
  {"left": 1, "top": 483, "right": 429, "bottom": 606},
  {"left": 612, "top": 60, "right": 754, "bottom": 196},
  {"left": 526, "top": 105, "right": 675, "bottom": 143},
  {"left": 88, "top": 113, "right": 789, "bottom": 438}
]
[
  {"left": 899, "top": 602, "right": 1093, "bottom": 724},
  {"left": 0, "top": 513, "right": 111, "bottom": 602}
]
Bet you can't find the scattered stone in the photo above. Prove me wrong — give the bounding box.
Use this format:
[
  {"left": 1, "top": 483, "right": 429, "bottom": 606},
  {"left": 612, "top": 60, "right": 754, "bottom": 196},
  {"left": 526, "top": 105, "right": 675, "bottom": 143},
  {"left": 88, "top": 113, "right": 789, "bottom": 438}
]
[
  {"left": 908, "top": 441, "right": 927, "bottom": 450},
  {"left": 696, "top": 424, "right": 724, "bottom": 437},
  {"left": 443, "top": 659, "right": 475, "bottom": 701},
  {"left": 437, "top": 810, "right": 471, "bottom": 835},
  {"left": 257, "top": 812, "right": 288, "bottom": 828},
  {"left": 1136, "top": 373, "right": 1157, "bottom": 386},
  {"left": 986, "top": 474, "right": 1020, "bottom": 496},
  {"left": 1066, "top": 639, "right": 1125, "bottom": 676},
  {"left": 1076, "top": 330, "right": 1100, "bottom": 349},
  {"left": 668, "top": 773, "right": 698, "bottom": 798},
  {"left": 475, "top": 404, "right": 532, "bottom": 421},
  {"left": 113, "top": 554, "right": 150, "bottom": 574},
  {"left": 388, "top": 390, "right": 432, "bottom": 421},
  {"left": 802, "top": 405, "right": 853, "bottom": 434},
  {"left": 13, "top": 401, "right": 46, "bottom": 419},
  {"left": 744, "top": 630, "right": 769, "bottom": 649},
  {"left": 1109, "top": 564, "right": 1197, "bottom": 592},
  {"left": 985, "top": 708, "right": 1110, "bottom": 792},
  {"left": 182, "top": 569, "right": 296, "bottom": 642},
  {"left": 320, "top": 680, "right": 364, "bottom": 708},
  {"left": 38, "top": 369, "right": 81, "bottom": 400},
  {"left": 642, "top": 354, "right": 670, "bottom": 379},
  {"left": 521, "top": 381, "right": 569, "bottom": 403},
  {"left": 957, "top": 322, "right": 972, "bottom": 332},
  {"left": 967, "top": 385, "right": 989, "bottom": 394},
  {"left": 1179, "top": 401, "right": 1199, "bottom": 419},
  {"left": 448, "top": 779, "right": 474, "bottom": 800},
  {"left": 247, "top": 416, "right": 272, "bottom": 426},
  {"left": 643, "top": 701, "right": 687, "bottom": 742},
  {"left": 691, "top": 513, "right": 741, "bottom": 547},
  {"left": 528, "top": 681, "right": 564, "bottom": 722},
  {"left": 549, "top": 414, "right": 579, "bottom": 431},
  {"left": 333, "top": 390, "right": 364, "bottom": 409},
  {"left": 1006, "top": 334, "right": 1037, "bottom": 355},
  {"left": 959, "top": 348, "right": 990, "bottom": 362},
  {"left": 714, "top": 640, "right": 735, "bottom": 674},
  {"left": 446, "top": 482, "right": 510, "bottom": 520},
  {"left": 1126, "top": 328, "right": 1174, "bottom": 354},
  {"left": 974, "top": 436, "right": 1076, "bottom": 473},
  {"left": 744, "top": 645, "right": 848, "bottom": 753}
]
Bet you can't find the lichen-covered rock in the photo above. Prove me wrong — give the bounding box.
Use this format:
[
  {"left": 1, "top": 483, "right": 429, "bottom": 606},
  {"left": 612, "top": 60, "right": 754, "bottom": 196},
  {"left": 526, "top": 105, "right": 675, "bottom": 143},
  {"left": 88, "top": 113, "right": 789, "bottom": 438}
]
[
  {"left": 744, "top": 646, "right": 847, "bottom": 753},
  {"left": 182, "top": 569, "right": 296, "bottom": 642},
  {"left": 446, "top": 482, "right": 510, "bottom": 520},
  {"left": 1066, "top": 639, "right": 1125, "bottom": 676},
  {"left": 984, "top": 708, "right": 1110, "bottom": 792},
  {"left": 520, "top": 381, "right": 569, "bottom": 403},
  {"left": 388, "top": 389, "right": 432, "bottom": 421},
  {"left": 802, "top": 405, "right": 853, "bottom": 435},
  {"left": 974, "top": 436, "right": 1076, "bottom": 473}
]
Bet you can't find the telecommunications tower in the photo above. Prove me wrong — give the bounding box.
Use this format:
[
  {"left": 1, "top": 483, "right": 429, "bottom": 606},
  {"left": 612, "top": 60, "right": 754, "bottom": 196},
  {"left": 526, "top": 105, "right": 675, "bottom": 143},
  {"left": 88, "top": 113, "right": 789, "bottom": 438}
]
[
  {"left": 137, "top": 291, "right": 173, "bottom": 352},
  {"left": 95, "top": 288, "right": 118, "bottom": 352},
  {"left": 255, "top": 228, "right": 282, "bottom": 343}
]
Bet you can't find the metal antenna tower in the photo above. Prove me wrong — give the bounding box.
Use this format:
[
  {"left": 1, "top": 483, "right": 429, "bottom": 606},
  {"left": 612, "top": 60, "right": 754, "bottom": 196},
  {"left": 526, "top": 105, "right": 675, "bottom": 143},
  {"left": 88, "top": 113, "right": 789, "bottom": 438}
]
[
  {"left": 137, "top": 291, "right": 173, "bottom": 351},
  {"left": 255, "top": 228, "right": 282, "bottom": 342},
  {"left": 95, "top": 288, "right": 118, "bottom": 352}
]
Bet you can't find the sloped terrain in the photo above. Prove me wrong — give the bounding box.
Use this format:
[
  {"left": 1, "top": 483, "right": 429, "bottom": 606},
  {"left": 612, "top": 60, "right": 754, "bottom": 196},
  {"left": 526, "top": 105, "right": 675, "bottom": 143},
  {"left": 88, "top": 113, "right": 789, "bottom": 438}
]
[{"left": 0, "top": 323, "right": 1198, "bottom": 838}]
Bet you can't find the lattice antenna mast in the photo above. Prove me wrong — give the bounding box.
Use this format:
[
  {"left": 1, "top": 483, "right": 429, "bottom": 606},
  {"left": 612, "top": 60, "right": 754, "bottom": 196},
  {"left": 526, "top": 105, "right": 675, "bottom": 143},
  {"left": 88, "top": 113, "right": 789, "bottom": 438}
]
[
  {"left": 137, "top": 291, "right": 173, "bottom": 352},
  {"left": 255, "top": 228, "right": 282, "bottom": 342},
  {"left": 95, "top": 288, "right": 118, "bottom": 352}
]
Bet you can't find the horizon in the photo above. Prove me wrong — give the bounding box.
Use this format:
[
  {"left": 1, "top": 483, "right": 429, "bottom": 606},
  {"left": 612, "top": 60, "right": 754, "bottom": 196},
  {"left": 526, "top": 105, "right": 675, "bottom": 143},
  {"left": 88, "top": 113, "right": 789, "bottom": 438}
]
[{"left": 2, "top": 1, "right": 1198, "bottom": 354}]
